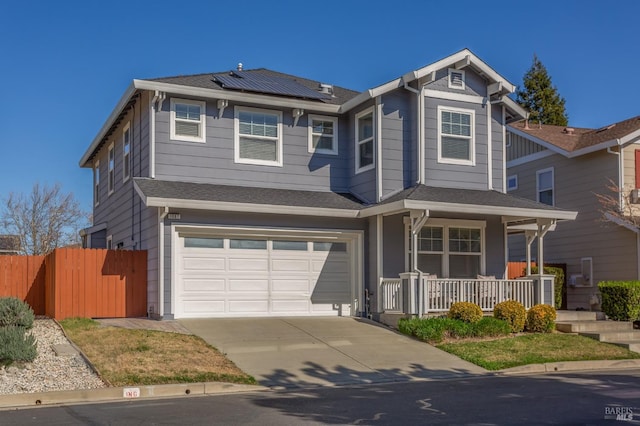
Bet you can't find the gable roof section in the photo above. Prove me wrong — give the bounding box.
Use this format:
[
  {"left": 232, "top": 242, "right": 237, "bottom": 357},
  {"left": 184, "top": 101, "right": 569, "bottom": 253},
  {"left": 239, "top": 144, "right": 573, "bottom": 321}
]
[
  {"left": 360, "top": 185, "right": 576, "bottom": 220},
  {"left": 134, "top": 179, "right": 364, "bottom": 218},
  {"left": 508, "top": 115, "right": 640, "bottom": 158}
]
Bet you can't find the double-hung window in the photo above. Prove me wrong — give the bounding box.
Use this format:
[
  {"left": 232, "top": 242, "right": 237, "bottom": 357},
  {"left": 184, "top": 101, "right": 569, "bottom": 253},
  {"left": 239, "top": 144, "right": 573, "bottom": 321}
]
[
  {"left": 123, "top": 122, "right": 131, "bottom": 182},
  {"left": 235, "top": 107, "right": 282, "bottom": 166},
  {"left": 355, "top": 108, "right": 374, "bottom": 172},
  {"left": 94, "top": 160, "right": 100, "bottom": 206},
  {"left": 537, "top": 168, "right": 554, "bottom": 205},
  {"left": 170, "top": 99, "right": 206, "bottom": 143},
  {"left": 437, "top": 106, "right": 475, "bottom": 165},
  {"left": 308, "top": 115, "right": 338, "bottom": 155},
  {"left": 108, "top": 143, "right": 115, "bottom": 195}
]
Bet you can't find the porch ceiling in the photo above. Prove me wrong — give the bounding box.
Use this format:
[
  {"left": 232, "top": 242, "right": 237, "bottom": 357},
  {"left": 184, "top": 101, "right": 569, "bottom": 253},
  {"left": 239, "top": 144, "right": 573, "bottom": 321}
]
[{"left": 360, "top": 185, "right": 577, "bottom": 221}]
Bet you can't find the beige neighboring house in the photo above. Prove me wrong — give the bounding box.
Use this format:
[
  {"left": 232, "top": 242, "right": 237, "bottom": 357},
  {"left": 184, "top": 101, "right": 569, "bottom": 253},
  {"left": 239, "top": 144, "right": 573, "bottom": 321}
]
[
  {"left": 506, "top": 116, "right": 640, "bottom": 310},
  {"left": 0, "top": 235, "right": 21, "bottom": 255}
]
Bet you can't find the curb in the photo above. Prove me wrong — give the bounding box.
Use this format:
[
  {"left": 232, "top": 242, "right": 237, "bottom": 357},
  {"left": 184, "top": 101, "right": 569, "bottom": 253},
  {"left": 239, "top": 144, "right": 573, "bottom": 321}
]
[
  {"left": 498, "top": 359, "right": 640, "bottom": 375},
  {"left": 0, "top": 382, "right": 268, "bottom": 410}
]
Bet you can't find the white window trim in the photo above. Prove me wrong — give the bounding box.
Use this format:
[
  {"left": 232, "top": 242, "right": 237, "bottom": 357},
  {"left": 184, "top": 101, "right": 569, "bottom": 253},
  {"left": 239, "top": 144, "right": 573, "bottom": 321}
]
[
  {"left": 122, "top": 122, "right": 131, "bottom": 182},
  {"left": 94, "top": 160, "right": 100, "bottom": 207},
  {"left": 355, "top": 107, "right": 375, "bottom": 174},
  {"left": 106, "top": 235, "right": 113, "bottom": 250},
  {"left": 507, "top": 174, "right": 518, "bottom": 191},
  {"left": 581, "top": 257, "right": 593, "bottom": 287},
  {"left": 308, "top": 114, "right": 338, "bottom": 155},
  {"left": 536, "top": 167, "right": 555, "bottom": 206},
  {"left": 234, "top": 106, "right": 283, "bottom": 167},
  {"left": 437, "top": 105, "right": 475, "bottom": 166},
  {"left": 107, "top": 142, "right": 115, "bottom": 196},
  {"left": 404, "top": 218, "right": 486, "bottom": 277},
  {"left": 170, "top": 98, "right": 206, "bottom": 143},
  {"left": 448, "top": 68, "right": 466, "bottom": 90}
]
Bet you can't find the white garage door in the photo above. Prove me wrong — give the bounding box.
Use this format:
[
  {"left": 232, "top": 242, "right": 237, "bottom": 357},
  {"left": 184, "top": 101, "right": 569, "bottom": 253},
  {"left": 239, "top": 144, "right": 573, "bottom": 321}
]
[{"left": 175, "top": 234, "right": 353, "bottom": 318}]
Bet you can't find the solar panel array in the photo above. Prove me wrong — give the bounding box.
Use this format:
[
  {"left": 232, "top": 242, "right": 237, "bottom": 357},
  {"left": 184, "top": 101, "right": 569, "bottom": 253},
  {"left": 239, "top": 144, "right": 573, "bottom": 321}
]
[{"left": 214, "top": 71, "right": 331, "bottom": 100}]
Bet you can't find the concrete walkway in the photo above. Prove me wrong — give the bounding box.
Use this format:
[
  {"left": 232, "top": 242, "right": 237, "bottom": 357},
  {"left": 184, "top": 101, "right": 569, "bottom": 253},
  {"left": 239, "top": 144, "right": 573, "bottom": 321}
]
[{"left": 178, "top": 317, "right": 487, "bottom": 388}]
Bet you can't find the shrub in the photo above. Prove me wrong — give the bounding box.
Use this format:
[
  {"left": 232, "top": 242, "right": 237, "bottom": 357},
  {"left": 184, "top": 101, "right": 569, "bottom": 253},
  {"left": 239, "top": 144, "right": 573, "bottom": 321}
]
[
  {"left": 526, "top": 304, "right": 557, "bottom": 333},
  {"left": 0, "top": 297, "right": 34, "bottom": 329},
  {"left": 473, "top": 317, "right": 512, "bottom": 337},
  {"left": 397, "top": 317, "right": 423, "bottom": 336},
  {"left": 0, "top": 326, "right": 37, "bottom": 365},
  {"left": 530, "top": 266, "right": 564, "bottom": 308},
  {"left": 448, "top": 302, "right": 483, "bottom": 323},
  {"left": 598, "top": 281, "right": 640, "bottom": 321},
  {"left": 493, "top": 300, "right": 526, "bottom": 332}
]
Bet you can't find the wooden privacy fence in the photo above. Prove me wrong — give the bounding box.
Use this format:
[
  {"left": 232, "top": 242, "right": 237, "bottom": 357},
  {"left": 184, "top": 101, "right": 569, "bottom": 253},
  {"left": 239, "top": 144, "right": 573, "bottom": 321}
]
[
  {"left": 507, "top": 262, "right": 536, "bottom": 279},
  {"left": 0, "top": 248, "right": 146, "bottom": 320}
]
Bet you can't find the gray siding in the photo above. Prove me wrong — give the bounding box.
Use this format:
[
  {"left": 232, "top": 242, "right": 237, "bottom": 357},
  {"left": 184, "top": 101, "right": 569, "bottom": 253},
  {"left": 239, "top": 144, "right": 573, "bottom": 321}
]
[
  {"left": 623, "top": 142, "right": 639, "bottom": 191},
  {"left": 161, "top": 210, "right": 368, "bottom": 317},
  {"left": 382, "top": 214, "right": 406, "bottom": 277},
  {"left": 381, "top": 91, "right": 415, "bottom": 198},
  {"left": 349, "top": 101, "right": 377, "bottom": 203},
  {"left": 491, "top": 104, "right": 505, "bottom": 191},
  {"left": 423, "top": 97, "right": 489, "bottom": 190},
  {"left": 154, "top": 97, "right": 349, "bottom": 193},
  {"left": 506, "top": 132, "right": 546, "bottom": 162},
  {"left": 429, "top": 68, "right": 488, "bottom": 97},
  {"left": 508, "top": 150, "right": 637, "bottom": 309}
]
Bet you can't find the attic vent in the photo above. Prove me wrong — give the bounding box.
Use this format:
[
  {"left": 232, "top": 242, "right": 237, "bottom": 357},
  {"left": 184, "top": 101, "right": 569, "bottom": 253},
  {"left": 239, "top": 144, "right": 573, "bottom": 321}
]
[
  {"left": 318, "top": 83, "right": 333, "bottom": 95},
  {"left": 563, "top": 127, "right": 575, "bottom": 135},
  {"left": 448, "top": 68, "right": 466, "bottom": 90},
  {"left": 237, "top": 62, "right": 243, "bottom": 71}
]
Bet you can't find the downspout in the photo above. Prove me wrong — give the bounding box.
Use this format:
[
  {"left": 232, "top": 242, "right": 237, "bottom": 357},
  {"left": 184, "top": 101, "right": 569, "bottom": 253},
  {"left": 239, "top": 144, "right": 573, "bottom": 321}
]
[
  {"left": 502, "top": 105, "right": 507, "bottom": 193},
  {"left": 157, "top": 206, "right": 169, "bottom": 318},
  {"left": 403, "top": 80, "right": 423, "bottom": 185},
  {"left": 149, "top": 91, "right": 166, "bottom": 179},
  {"left": 486, "top": 98, "right": 493, "bottom": 190},
  {"left": 376, "top": 96, "right": 383, "bottom": 202}
]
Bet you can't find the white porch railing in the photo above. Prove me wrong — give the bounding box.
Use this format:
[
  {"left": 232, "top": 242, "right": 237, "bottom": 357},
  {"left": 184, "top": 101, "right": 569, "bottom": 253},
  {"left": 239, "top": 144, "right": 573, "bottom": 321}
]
[
  {"left": 380, "top": 278, "right": 403, "bottom": 312},
  {"left": 378, "top": 276, "right": 535, "bottom": 314}
]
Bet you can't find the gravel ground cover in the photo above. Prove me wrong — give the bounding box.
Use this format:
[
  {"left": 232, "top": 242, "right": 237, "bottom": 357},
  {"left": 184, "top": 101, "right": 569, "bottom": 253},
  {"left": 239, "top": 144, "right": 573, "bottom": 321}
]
[{"left": 0, "top": 319, "right": 106, "bottom": 394}]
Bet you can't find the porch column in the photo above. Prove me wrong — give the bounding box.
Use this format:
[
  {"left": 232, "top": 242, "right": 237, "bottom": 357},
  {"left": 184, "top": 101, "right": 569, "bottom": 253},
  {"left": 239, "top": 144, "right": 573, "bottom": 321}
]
[
  {"left": 525, "top": 231, "right": 535, "bottom": 275},
  {"left": 535, "top": 219, "right": 555, "bottom": 305},
  {"left": 410, "top": 210, "right": 429, "bottom": 271}
]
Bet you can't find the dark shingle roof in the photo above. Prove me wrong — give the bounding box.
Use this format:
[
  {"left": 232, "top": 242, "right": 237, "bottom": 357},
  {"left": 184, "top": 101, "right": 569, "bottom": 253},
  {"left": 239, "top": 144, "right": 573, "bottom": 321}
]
[
  {"left": 134, "top": 179, "right": 365, "bottom": 211},
  {"left": 0, "top": 235, "right": 20, "bottom": 253},
  {"left": 149, "top": 68, "right": 360, "bottom": 106},
  {"left": 380, "top": 185, "right": 565, "bottom": 212},
  {"left": 509, "top": 116, "right": 640, "bottom": 152}
]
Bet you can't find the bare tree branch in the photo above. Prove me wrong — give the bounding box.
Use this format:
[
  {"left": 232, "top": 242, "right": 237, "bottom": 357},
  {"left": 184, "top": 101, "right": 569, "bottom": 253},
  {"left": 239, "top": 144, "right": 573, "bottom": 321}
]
[
  {"left": 595, "top": 178, "right": 640, "bottom": 228},
  {"left": 0, "top": 183, "right": 89, "bottom": 255}
]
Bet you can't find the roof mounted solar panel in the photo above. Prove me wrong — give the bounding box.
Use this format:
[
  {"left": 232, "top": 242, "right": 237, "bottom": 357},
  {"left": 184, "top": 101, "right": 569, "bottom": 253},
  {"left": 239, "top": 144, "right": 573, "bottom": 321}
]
[{"left": 214, "top": 71, "right": 332, "bottom": 100}]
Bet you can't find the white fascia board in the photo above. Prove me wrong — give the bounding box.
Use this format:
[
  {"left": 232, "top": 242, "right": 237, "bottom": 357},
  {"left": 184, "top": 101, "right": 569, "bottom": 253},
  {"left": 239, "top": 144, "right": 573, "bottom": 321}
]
[
  {"left": 567, "top": 139, "right": 618, "bottom": 158},
  {"left": 507, "top": 150, "right": 556, "bottom": 168},
  {"left": 340, "top": 90, "right": 374, "bottom": 114},
  {"left": 604, "top": 212, "right": 640, "bottom": 234},
  {"left": 501, "top": 97, "right": 528, "bottom": 120},
  {"left": 507, "top": 125, "right": 570, "bottom": 157},
  {"left": 79, "top": 82, "right": 137, "bottom": 168},
  {"left": 424, "top": 89, "right": 485, "bottom": 105},
  {"left": 358, "top": 200, "right": 407, "bottom": 217},
  {"left": 133, "top": 80, "right": 340, "bottom": 114},
  {"left": 142, "top": 196, "right": 360, "bottom": 218},
  {"left": 620, "top": 128, "right": 640, "bottom": 145}
]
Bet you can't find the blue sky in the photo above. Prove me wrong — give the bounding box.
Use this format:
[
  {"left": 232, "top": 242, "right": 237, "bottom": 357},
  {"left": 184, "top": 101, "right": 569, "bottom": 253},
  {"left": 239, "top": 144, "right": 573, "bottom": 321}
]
[{"left": 1, "top": 0, "right": 637, "bottom": 212}]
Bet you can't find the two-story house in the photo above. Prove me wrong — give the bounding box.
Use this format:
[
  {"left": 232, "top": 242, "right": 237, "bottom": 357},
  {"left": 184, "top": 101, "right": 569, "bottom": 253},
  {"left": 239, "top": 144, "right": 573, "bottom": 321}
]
[
  {"left": 80, "top": 49, "right": 576, "bottom": 320},
  {"left": 507, "top": 116, "right": 640, "bottom": 310}
]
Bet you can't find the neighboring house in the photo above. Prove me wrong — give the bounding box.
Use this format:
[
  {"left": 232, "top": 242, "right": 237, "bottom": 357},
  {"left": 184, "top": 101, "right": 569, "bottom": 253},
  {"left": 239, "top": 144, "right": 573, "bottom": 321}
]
[
  {"left": 0, "top": 235, "right": 20, "bottom": 255},
  {"left": 506, "top": 116, "right": 640, "bottom": 310},
  {"left": 80, "top": 49, "right": 576, "bottom": 320}
]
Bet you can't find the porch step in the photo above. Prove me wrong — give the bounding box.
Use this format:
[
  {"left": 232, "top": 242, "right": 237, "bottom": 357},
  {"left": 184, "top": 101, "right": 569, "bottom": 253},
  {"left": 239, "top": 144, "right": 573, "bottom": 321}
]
[
  {"left": 556, "top": 320, "right": 633, "bottom": 334},
  {"left": 580, "top": 330, "right": 640, "bottom": 343},
  {"left": 555, "top": 310, "right": 597, "bottom": 322}
]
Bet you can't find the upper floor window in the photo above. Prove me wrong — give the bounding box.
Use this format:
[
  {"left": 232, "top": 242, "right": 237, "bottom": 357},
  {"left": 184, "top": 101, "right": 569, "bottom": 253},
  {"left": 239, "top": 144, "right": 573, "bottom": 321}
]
[
  {"left": 234, "top": 107, "right": 283, "bottom": 166},
  {"left": 308, "top": 115, "right": 338, "bottom": 155},
  {"left": 448, "top": 68, "right": 466, "bottom": 90},
  {"left": 170, "top": 98, "right": 206, "bottom": 143},
  {"left": 123, "top": 122, "right": 131, "bottom": 182},
  {"left": 94, "top": 160, "right": 100, "bottom": 206},
  {"left": 537, "top": 167, "right": 554, "bottom": 206},
  {"left": 507, "top": 175, "right": 518, "bottom": 192},
  {"left": 355, "top": 108, "right": 374, "bottom": 173},
  {"left": 438, "top": 106, "right": 475, "bottom": 165},
  {"left": 108, "top": 143, "right": 115, "bottom": 195}
]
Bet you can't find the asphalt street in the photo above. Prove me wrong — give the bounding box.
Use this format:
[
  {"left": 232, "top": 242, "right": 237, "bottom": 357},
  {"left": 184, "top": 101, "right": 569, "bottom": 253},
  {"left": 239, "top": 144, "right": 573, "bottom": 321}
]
[{"left": 3, "top": 370, "right": 640, "bottom": 425}]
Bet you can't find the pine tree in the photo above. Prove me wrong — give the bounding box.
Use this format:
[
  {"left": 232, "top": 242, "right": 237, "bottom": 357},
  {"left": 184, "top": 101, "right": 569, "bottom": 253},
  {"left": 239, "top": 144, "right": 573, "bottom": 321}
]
[{"left": 516, "top": 54, "right": 569, "bottom": 126}]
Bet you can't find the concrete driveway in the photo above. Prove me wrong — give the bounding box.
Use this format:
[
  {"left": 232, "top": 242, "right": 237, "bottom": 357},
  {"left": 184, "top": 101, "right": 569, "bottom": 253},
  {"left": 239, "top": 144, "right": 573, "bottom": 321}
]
[{"left": 178, "top": 317, "right": 486, "bottom": 388}]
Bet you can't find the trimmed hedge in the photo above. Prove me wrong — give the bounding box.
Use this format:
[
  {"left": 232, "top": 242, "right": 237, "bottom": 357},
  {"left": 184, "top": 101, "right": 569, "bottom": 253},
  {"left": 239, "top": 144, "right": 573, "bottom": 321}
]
[
  {"left": 598, "top": 281, "right": 640, "bottom": 321},
  {"left": 0, "top": 297, "right": 34, "bottom": 329},
  {"left": 526, "top": 304, "right": 556, "bottom": 333},
  {"left": 494, "top": 300, "right": 526, "bottom": 333},
  {"left": 448, "top": 302, "right": 483, "bottom": 323},
  {"left": 530, "top": 266, "right": 564, "bottom": 308}
]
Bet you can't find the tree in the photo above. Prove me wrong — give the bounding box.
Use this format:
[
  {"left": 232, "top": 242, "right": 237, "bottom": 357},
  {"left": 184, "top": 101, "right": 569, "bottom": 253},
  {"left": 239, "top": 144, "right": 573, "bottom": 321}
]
[
  {"left": 516, "top": 54, "right": 569, "bottom": 126},
  {"left": 0, "top": 183, "right": 89, "bottom": 255},
  {"left": 595, "top": 179, "right": 640, "bottom": 228}
]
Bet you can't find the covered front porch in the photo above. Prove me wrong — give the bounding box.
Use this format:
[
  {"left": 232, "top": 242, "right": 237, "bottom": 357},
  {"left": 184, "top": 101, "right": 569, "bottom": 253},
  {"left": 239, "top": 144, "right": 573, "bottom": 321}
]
[{"left": 360, "top": 186, "right": 577, "bottom": 318}]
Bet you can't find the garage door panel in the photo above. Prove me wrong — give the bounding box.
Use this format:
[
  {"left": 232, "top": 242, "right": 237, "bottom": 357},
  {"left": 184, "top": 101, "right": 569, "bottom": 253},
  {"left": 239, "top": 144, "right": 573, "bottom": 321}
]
[
  {"left": 183, "top": 257, "right": 226, "bottom": 271},
  {"left": 311, "top": 259, "right": 349, "bottom": 273},
  {"left": 271, "top": 278, "right": 310, "bottom": 292},
  {"left": 182, "top": 278, "right": 225, "bottom": 292},
  {"left": 228, "top": 300, "right": 270, "bottom": 313},
  {"left": 271, "top": 299, "right": 310, "bottom": 312},
  {"left": 228, "top": 279, "right": 269, "bottom": 292},
  {"left": 271, "top": 258, "right": 310, "bottom": 272},
  {"left": 228, "top": 257, "right": 269, "bottom": 271},
  {"left": 182, "top": 300, "right": 226, "bottom": 315}
]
